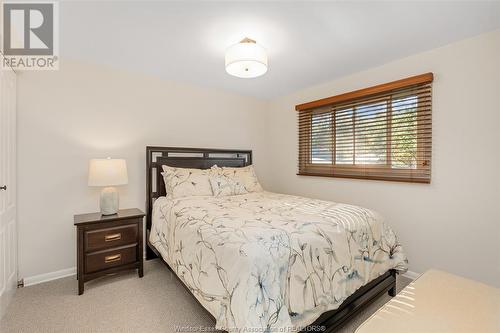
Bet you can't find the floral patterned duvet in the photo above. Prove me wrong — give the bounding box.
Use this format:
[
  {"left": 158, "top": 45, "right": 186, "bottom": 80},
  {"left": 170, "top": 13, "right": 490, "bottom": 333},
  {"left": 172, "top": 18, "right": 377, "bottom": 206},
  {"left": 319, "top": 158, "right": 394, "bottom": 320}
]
[{"left": 149, "top": 191, "right": 407, "bottom": 332}]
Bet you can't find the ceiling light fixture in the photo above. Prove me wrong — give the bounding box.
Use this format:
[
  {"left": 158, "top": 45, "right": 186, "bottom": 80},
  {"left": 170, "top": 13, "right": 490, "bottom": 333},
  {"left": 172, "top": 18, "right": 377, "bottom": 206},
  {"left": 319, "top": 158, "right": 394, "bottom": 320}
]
[{"left": 225, "top": 37, "right": 268, "bottom": 78}]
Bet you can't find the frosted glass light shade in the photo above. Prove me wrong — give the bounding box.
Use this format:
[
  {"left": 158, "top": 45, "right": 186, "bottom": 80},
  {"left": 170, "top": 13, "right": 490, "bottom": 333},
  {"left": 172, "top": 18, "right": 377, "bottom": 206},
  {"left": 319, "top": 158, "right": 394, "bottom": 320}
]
[
  {"left": 88, "top": 158, "right": 128, "bottom": 186},
  {"left": 225, "top": 38, "right": 268, "bottom": 78}
]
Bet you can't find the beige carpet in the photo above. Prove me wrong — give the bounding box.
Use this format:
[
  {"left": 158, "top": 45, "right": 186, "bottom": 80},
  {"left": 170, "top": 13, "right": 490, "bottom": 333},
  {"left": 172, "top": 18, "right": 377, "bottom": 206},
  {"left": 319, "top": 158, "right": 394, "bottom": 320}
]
[{"left": 1, "top": 260, "right": 410, "bottom": 332}]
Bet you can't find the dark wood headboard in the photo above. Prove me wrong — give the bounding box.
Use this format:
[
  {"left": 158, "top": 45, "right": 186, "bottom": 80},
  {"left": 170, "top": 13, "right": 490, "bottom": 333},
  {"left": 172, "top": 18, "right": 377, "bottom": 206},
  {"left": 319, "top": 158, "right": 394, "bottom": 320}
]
[{"left": 145, "top": 146, "right": 252, "bottom": 259}]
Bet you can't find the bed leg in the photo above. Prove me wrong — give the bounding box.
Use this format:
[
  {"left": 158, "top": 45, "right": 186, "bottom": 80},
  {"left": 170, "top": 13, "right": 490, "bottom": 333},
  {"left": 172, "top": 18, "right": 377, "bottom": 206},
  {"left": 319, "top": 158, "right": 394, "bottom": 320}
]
[
  {"left": 388, "top": 283, "right": 397, "bottom": 297},
  {"left": 146, "top": 244, "right": 158, "bottom": 260},
  {"left": 388, "top": 270, "right": 397, "bottom": 297}
]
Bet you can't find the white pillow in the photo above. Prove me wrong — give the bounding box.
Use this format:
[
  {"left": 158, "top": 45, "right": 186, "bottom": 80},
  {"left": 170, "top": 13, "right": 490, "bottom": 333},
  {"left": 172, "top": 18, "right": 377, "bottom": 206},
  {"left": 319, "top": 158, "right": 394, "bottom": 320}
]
[
  {"left": 209, "top": 165, "right": 263, "bottom": 197},
  {"left": 161, "top": 165, "right": 214, "bottom": 199}
]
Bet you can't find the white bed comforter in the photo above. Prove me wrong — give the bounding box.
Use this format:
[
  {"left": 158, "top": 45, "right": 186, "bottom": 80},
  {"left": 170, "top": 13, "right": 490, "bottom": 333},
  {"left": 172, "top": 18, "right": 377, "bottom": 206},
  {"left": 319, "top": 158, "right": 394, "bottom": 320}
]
[{"left": 149, "top": 191, "right": 407, "bottom": 332}]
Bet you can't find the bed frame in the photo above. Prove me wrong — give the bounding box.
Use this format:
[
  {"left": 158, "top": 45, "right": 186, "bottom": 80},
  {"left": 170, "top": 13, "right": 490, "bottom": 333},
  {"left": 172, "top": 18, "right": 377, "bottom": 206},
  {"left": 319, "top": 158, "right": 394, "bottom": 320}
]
[{"left": 145, "top": 146, "right": 397, "bottom": 333}]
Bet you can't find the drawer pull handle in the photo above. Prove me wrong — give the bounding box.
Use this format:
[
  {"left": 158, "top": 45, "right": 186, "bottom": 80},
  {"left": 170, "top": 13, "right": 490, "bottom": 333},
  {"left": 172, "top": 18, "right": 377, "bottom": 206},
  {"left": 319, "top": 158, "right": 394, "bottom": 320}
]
[
  {"left": 104, "top": 254, "right": 121, "bottom": 263},
  {"left": 104, "top": 233, "right": 121, "bottom": 242}
]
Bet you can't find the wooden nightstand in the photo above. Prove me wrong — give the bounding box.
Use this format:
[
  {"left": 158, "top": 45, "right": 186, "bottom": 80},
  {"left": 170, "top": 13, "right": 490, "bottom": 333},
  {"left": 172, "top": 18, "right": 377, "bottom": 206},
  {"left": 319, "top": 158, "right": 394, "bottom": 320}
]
[{"left": 74, "top": 208, "right": 145, "bottom": 295}]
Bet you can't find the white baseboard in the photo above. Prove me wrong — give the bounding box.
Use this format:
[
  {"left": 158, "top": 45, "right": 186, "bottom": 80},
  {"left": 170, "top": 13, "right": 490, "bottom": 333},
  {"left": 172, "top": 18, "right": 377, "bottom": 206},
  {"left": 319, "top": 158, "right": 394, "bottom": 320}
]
[
  {"left": 22, "top": 266, "right": 420, "bottom": 287},
  {"left": 24, "top": 267, "right": 76, "bottom": 287},
  {"left": 402, "top": 270, "right": 420, "bottom": 280}
]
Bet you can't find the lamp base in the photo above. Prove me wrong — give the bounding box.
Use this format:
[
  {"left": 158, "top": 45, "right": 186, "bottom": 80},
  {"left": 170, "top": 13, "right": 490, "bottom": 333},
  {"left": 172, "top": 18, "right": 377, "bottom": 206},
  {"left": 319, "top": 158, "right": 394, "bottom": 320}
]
[{"left": 100, "top": 187, "right": 119, "bottom": 215}]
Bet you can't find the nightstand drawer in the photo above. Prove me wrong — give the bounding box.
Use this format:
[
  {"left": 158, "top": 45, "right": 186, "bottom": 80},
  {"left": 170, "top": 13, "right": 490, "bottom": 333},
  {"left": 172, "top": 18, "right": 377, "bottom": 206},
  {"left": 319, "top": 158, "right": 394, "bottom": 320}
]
[
  {"left": 84, "top": 223, "right": 138, "bottom": 252},
  {"left": 85, "top": 245, "right": 137, "bottom": 273}
]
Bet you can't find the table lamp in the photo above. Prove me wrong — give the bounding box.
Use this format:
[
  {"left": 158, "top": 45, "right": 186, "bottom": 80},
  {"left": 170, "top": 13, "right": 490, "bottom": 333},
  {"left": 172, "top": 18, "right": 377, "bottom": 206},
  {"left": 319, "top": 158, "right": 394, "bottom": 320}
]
[{"left": 88, "top": 158, "right": 128, "bottom": 215}]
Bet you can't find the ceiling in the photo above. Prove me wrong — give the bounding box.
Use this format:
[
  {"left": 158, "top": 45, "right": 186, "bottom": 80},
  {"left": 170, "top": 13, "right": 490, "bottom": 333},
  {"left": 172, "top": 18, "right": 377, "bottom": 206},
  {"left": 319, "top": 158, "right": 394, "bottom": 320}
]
[{"left": 60, "top": 1, "right": 500, "bottom": 99}]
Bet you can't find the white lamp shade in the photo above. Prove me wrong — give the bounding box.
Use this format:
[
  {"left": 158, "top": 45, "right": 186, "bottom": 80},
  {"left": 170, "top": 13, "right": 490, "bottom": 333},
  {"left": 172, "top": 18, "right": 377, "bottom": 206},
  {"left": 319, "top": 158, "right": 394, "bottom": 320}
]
[
  {"left": 225, "top": 39, "right": 268, "bottom": 78},
  {"left": 88, "top": 158, "right": 128, "bottom": 187}
]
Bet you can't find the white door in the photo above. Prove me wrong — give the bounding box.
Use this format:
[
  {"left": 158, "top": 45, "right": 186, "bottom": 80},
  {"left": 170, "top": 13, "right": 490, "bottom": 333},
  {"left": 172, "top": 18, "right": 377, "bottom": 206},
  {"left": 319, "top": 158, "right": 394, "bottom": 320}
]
[{"left": 0, "top": 67, "right": 17, "bottom": 318}]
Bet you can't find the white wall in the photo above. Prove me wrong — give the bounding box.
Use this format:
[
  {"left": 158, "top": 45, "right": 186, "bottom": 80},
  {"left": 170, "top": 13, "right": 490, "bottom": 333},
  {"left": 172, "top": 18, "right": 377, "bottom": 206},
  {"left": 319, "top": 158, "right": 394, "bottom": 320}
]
[
  {"left": 16, "top": 59, "right": 268, "bottom": 279},
  {"left": 262, "top": 30, "right": 500, "bottom": 287}
]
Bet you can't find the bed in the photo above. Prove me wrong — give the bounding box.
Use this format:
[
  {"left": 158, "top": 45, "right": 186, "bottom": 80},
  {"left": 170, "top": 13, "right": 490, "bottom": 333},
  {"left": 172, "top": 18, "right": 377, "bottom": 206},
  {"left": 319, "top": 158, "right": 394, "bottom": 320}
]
[{"left": 145, "top": 146, "right": 407, "bottom": 332}]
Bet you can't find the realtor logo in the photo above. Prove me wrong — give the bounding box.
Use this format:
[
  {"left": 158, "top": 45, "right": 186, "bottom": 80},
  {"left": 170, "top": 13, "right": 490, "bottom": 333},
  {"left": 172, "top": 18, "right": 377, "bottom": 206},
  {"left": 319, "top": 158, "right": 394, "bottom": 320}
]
[{"left": 2, "top": 1, "right": 59, "bottom": 70}]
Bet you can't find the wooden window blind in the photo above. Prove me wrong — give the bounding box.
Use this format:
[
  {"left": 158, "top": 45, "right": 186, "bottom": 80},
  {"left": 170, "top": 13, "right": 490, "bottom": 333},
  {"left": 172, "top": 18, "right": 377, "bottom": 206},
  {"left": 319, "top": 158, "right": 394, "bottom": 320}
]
[{"left": 296, "top": 73, "right": 433, "bottom": 183}]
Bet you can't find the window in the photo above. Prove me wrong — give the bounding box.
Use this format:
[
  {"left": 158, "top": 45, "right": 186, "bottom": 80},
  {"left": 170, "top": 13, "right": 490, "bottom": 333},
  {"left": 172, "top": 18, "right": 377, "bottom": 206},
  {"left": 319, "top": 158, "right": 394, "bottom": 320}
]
[{"left": 297, "top": 73, "right": 433, "bottom": 183}]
